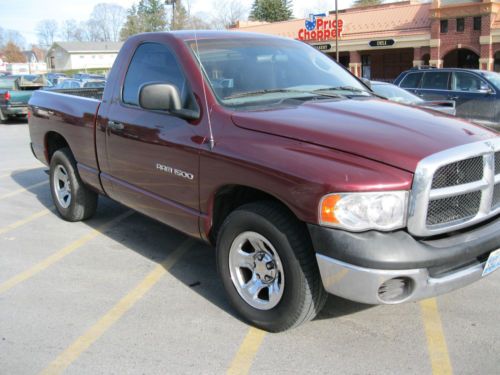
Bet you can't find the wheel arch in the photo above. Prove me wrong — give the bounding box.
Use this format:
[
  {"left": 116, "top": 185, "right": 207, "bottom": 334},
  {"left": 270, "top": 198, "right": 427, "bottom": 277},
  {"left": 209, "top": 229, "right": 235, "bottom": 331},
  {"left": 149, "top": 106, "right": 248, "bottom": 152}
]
[
  {"left": 206, "top": 184, "right": 305, "bottom": 245},
  {"left": 45, "top": 131, "right": 70, "bottom": 162}
]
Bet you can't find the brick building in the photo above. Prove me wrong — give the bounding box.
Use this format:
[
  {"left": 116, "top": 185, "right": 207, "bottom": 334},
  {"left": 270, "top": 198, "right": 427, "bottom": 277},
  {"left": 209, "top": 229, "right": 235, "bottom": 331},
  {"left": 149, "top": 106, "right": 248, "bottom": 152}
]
[{"left": 234, "top": 0, "right": 500, "bottom": 81}]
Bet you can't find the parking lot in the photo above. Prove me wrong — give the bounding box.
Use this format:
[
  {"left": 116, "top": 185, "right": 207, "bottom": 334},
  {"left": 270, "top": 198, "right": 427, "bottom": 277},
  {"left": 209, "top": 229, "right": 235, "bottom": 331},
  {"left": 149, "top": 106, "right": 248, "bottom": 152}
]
[{"left": 0, "top": 120, "right": 499, "bottom": 375}]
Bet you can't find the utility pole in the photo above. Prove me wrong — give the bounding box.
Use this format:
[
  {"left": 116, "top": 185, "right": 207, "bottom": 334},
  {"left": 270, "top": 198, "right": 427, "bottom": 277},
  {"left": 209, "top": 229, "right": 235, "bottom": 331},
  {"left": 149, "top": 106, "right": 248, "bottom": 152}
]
[{"left": 335, "top": 0, "right": 339, "bottom": 62}]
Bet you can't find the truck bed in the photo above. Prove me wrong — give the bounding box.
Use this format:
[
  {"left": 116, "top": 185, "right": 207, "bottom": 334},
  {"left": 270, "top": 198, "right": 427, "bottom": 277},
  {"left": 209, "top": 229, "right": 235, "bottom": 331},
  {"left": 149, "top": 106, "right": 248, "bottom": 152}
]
[
  {"left": 28, "top": 89, "right": 102, "bottom": 191},
  {"left": 42, "top": 87, "right": 104, "bottom": 100}
]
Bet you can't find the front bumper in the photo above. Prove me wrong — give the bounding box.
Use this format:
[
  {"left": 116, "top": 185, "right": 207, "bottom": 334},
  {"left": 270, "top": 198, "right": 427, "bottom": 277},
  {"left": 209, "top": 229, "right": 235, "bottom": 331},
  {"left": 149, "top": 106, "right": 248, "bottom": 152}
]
[{"left": 308, "top": 216, "right": 500, "bottom": 305}]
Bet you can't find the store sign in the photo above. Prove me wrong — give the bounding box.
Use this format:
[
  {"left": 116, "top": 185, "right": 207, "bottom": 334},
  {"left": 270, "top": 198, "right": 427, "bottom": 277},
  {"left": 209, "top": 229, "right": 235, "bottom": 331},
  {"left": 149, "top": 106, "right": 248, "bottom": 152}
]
[
  {"left": 298, "top": 13, "right": 343, "bottom": 42},
  {"left": 313, "top": 44, "right": 331, "bottom": 51},
  {"left": 369, "top": 39, "right": 395, "bottom": 47}
]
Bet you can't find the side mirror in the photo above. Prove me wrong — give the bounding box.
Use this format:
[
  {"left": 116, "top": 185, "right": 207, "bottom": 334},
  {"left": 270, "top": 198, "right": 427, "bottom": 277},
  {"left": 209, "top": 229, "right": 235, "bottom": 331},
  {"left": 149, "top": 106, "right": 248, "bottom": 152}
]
[
  {"left": 139, "top": 83, "right": 199, "bottom": 121},
  {"left": 139, "top": 83, "right": 182, "bottom": 111},
  {"left": 478, "top": 83, "right": 493, "bottom": 95}
]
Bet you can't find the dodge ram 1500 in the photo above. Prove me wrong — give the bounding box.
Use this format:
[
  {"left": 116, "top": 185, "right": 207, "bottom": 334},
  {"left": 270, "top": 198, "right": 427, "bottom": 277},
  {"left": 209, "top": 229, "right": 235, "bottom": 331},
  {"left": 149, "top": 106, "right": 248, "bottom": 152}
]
[{"left": 28, "top": 31, "right": 500, "bottom": 332}]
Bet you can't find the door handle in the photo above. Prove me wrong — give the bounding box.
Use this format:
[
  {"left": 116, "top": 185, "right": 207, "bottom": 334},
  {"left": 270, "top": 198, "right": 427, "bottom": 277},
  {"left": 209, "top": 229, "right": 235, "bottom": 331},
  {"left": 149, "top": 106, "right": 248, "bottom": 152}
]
[
  {"left": 448, "top": 96, "right": 459, "bottom": 100},
  {"left": 108, "top": 120, "right": 124, "bottom": 131}
]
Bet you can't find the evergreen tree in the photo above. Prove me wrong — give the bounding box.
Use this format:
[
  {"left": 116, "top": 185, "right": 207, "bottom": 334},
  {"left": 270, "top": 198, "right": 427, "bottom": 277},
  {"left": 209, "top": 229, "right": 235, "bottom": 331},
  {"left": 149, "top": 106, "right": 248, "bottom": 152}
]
[
  {"left": 120, "top": 0, "right": 167, "bottom": 40},
  {"left": 250, "top": 0, "right": 293, "bottom": 22},
  {"left": 352, "top": 0, "right": 382, "bottom": 7}
]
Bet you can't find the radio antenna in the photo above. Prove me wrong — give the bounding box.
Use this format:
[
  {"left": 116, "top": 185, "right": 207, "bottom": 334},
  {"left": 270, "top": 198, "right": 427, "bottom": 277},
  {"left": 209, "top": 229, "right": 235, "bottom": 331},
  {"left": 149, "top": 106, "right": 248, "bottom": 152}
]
[{"left": 193, "top": 29, "right": 215, "bottom": 150}]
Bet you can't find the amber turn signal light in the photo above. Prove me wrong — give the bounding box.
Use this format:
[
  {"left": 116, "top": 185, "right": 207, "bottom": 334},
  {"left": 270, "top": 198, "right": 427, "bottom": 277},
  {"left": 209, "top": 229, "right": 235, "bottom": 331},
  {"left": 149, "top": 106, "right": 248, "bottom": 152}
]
[{"left": 320, "top": 194, "right": 341, "bottom": 224}]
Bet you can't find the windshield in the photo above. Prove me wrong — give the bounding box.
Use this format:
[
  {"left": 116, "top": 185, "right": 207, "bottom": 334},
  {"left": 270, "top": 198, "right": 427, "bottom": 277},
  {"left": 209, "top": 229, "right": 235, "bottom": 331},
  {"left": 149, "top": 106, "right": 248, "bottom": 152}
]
[
  {"left": 188, "top": 37, "right": 369, "bottom": 108},
  {"left": 371, "top": 83, "right": 422, "bottom": 104},
  {"left": 482, "top": 71, "right": 500, "bottom": 89}
]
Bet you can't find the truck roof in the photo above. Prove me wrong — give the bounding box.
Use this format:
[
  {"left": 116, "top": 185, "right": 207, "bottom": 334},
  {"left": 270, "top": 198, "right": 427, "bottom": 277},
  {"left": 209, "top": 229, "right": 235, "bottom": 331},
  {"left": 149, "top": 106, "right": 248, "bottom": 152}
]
[{"left": 130, "top": 30, "right": 288, "bottom": 42}]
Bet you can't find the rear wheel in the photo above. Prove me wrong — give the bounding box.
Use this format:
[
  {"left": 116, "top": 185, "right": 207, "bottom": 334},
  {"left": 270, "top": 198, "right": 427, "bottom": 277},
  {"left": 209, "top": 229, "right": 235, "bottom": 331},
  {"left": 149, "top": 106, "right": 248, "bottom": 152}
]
[
  {"left": 50, "top": 148, "right": 98, "bottom": 221},
  {"left": 216, "top": 201, "right": 327, "bottom": 332}
]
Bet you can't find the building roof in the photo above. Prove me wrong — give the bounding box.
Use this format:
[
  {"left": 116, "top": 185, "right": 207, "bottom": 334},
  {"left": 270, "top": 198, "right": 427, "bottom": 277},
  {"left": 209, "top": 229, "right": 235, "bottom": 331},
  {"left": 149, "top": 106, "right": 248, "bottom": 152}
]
[
  {"left": 235, "top": 1, "right": 432, "bottom": 40},
  {"left": 52, "top": 41, "right": 123, "bottom": 53}
]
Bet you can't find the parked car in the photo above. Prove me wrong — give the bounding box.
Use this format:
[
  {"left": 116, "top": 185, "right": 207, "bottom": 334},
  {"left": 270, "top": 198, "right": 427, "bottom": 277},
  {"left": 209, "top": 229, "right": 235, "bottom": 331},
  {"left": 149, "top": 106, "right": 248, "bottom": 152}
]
[
  {"left": 370, "top": 81, "right": 456, "bottom": 116},
  {"left": 48, "top": 79, "right": 106, "bottom": 90},
  {"left": 0, "top": 74, "right": 51, "bottom": 123},
  {"left": 46, "top": 73, "right": 67, "bottom": 86},
  {"left": 28, "top": 31, "right": 500, "bottom": 331},
  {"left": 394, "top": 67, "right": 500, "bottom": 126},
  {"left": 82, "top": 80, "right": 106, "bottom": 88},
  {"left": 72, "top": 73, "right": 106, "bottom": 80}
]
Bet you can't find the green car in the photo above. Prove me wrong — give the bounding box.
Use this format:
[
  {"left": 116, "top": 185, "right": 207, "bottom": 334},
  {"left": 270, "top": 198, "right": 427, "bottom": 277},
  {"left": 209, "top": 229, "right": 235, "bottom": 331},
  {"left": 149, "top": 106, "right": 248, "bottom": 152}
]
[{"left": 0, "top": 75, "right": 51, "bottom": 123}]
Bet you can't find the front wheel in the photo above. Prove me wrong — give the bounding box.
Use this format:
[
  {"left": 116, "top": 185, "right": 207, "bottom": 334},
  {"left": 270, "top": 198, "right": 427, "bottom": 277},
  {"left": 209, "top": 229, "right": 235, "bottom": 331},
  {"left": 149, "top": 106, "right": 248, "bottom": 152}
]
[
  {"left": 216, "top": 202, "right": 327, "bottom": 332},
  {"left": 50, "top": 148, "right": 98, "bottom": 221}
]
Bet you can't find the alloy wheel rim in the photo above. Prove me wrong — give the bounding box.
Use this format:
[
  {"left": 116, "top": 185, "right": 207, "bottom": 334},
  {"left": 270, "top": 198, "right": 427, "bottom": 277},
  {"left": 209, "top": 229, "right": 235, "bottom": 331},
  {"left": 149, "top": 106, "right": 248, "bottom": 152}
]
[
  {"left": 53, "top": 165, "right": 71, "bottom": 208},
  {"left": 228, "top": 231, "right": 285, "bottom": 310}
]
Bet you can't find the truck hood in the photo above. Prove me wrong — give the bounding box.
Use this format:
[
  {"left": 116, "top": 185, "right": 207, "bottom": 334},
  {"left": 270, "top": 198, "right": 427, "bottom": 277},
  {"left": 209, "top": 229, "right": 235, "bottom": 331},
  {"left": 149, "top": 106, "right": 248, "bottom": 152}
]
[{"left": 231, "top": 98, "right": 498, "bottom": 172}]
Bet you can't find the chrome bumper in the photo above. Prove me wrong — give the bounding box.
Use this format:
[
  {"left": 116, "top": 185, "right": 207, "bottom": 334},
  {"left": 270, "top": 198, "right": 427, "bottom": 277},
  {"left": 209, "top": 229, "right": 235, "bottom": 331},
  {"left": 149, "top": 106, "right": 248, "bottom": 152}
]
[{"left": 316, "top": 253, "right": 491, "bottom": 305}]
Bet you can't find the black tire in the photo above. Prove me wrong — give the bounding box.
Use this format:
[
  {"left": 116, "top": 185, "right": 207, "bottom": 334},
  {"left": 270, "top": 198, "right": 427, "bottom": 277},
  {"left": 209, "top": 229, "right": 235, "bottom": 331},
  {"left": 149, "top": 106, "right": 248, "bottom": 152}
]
[
  {"left": 216, "top": 201, "right": 327, "bottom": 332},
  {"left": 49, "top": 147, "right": 98, "bottom": 221}
]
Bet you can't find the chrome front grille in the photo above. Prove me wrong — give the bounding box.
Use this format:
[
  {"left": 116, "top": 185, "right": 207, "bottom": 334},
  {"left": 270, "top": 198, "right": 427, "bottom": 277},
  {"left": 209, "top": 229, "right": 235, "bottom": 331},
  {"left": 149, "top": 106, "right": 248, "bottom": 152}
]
[
  {"left": 431, "top": 156, "right": 483, "bottom": 189},
  {"left": 408, "top": 139, "right": 500, "bottom": 237},
  {"left": 426, "top": 191, "right": 481, "bottom": 226}
]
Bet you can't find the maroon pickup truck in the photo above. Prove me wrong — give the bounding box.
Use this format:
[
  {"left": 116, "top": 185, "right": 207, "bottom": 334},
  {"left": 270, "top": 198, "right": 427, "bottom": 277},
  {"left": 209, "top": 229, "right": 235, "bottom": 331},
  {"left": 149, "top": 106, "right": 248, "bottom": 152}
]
[{"left": 28, "top": 31, "right": 500, "bottom": 332}]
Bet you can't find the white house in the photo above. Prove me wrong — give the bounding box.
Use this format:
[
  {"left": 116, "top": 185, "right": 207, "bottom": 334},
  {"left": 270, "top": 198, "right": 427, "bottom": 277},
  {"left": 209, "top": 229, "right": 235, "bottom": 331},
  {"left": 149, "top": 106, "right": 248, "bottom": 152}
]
[{"left": 46, "top": 41, "right": 123, "bottom": 71}]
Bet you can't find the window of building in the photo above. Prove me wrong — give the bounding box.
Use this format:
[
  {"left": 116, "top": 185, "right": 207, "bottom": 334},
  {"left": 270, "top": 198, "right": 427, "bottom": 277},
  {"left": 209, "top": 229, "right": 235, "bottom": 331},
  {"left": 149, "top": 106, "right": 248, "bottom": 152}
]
[
  {"left": 456, "top": 18, "right": 465, "bottom": 32},
  {"left": 400, "top": 72, "right": 423, "bottom": 89},
  {"left": 474, "top": 16, "right": 481, "bottom": 31},
  {"left": 441, "top": 19, "right": 448, "bottom": 33},
  {"left": 361, "top": 55, "right": 371, "bottom": 79},
  {"left": 122, "top": 42, "right": 188, "bottom": 107},
  {"left": 421, "top": 71, "right": 451, "bottom": 90}
]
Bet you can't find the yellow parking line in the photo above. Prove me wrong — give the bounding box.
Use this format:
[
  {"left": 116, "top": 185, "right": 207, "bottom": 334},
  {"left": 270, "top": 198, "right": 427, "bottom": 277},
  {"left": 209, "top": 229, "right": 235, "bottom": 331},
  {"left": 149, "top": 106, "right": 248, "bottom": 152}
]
[
  {"left": 39, "top": 238, "right": 195, "bottom": 375},
  {"left": 227, "top": 327, "right": 267, "bottom": 375},
  {"left": 0, "top": 210, "right": 133, "bottom": 294},
  {"left": 0, "top": 180, "right": 48, "bottom": 200},
  {"left": 0, "top": 206, "right": 55, "bottom": 235},
  {"left": 420, "top": 298, "right": 453, "bottom": 375}
]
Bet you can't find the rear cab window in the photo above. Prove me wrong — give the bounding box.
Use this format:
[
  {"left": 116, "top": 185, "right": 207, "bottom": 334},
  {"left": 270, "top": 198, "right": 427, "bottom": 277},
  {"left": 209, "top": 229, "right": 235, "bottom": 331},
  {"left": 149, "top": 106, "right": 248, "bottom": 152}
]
[
  {"left": 399, "top": 73, "right": 423, "bottom": 89},
  {"left": 421, "top": 71, "right": 451, "bottom": 90}
]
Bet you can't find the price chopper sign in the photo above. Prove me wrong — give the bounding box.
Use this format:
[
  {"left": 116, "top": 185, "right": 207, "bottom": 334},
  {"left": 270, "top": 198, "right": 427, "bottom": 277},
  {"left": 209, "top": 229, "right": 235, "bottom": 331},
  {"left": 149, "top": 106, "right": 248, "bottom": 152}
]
[{"left": 298, "top": 13, "right": 343, "bottom": 42}]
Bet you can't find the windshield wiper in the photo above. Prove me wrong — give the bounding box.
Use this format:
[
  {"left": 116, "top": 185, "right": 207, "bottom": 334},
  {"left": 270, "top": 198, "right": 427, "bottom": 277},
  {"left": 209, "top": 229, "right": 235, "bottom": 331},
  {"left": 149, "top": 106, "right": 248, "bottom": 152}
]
[
  {"left": 313, "top": 86, "right": 371, "bottom": 95},
  {"left": 224, "top": 88, "right": 344, "bottom": 100}
]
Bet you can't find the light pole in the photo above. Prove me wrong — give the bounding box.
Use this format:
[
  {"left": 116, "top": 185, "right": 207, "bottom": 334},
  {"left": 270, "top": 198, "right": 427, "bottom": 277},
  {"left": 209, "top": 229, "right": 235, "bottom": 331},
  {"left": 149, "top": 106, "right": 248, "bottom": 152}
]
[
  {"left": 335, "top": 0, "right": 339, "bottom": 62},
  {"left": 165, "top": 0, "right": 177, "bottom": 29}
]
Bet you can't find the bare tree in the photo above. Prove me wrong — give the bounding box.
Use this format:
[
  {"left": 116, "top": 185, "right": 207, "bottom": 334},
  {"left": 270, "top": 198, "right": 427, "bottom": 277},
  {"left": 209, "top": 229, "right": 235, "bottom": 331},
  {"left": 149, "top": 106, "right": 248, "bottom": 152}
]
[
  {"left": 88, "top": 3, "right": 126, "bottom": 42},
  {"left": 36, "top": 19, "right": 58, "bottom": 48},
  {"left": 59, "top": 20, "right": 86, "bottom": 42},
  {"left": 211, "top": 0, "right": 248, "bottom": 29}
]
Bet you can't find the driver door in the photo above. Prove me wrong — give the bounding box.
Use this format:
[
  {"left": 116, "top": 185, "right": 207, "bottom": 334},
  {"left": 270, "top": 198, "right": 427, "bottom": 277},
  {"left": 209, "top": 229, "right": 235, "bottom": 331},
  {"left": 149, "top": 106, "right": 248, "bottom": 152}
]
[{"left": 101, "top": 42, "right": 202, "bottom": 237}]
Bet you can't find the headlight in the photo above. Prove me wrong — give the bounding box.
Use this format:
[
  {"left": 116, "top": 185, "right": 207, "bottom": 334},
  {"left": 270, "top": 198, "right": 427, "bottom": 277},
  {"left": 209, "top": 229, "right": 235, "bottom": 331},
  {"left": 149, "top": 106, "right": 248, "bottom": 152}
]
[{"left": 319, "top": 191, "right": 409, "bottom": 231}]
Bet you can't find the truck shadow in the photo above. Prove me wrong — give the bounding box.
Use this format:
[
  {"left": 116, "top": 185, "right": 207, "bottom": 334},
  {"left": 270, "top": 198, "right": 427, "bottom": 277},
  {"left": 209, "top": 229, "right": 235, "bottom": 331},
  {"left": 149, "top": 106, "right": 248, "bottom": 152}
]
[{"left": 11, "top": 169, "right": 373, "bottom": 326}]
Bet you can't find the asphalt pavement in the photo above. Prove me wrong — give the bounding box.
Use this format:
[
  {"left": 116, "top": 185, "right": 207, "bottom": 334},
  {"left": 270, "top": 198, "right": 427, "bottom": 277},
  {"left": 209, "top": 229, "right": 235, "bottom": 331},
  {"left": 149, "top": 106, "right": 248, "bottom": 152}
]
[{"left": 0, "top": 120, "right": 499, "bottom": 375}]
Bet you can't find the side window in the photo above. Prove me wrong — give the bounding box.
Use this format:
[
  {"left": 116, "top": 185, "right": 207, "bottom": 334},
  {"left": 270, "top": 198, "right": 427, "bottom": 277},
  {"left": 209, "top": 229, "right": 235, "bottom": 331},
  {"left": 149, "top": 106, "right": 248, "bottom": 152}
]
[
  {"left": 400, "top": 73, "right": 423, "bottom": 89},
  {"left": 452, "top": 72, "right": 489, "bottom": 92},
  {"left": 421, "top": 72, "right": 450, "bottom": 90},
  {"left": 71, "top": 81, "right": 80, "bottom": 88},
  {"left": 123, "top": 42, "right": 188, "bottom": 107}
]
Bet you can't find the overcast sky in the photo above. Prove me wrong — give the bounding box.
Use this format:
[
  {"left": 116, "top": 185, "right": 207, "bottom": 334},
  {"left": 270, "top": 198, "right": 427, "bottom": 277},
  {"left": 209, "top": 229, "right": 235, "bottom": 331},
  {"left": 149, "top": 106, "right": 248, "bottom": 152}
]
[{"left": 0, "top": 0, "right": 352, "bottom": 46}]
